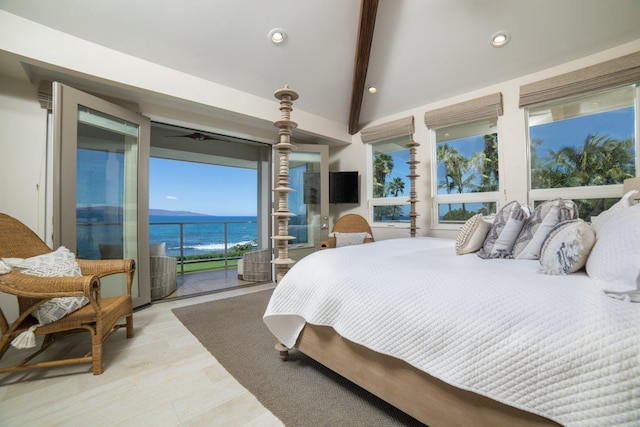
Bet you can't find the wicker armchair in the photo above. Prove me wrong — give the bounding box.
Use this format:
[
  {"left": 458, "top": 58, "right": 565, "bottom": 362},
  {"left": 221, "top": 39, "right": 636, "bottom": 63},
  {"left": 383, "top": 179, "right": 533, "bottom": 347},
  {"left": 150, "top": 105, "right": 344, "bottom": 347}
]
[
  {"left": 0, "top": 213, "right": 135, "bottom": 376},
  {"left": 318, "top": 214, "right": 374, "bottom": 249}
]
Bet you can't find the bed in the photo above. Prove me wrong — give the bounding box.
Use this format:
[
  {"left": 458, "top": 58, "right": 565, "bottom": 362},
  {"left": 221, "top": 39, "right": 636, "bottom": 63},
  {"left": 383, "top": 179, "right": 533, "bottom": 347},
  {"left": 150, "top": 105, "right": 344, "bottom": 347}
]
[{"left": 263, "top": 236, "right": 640, "bottom": 427}]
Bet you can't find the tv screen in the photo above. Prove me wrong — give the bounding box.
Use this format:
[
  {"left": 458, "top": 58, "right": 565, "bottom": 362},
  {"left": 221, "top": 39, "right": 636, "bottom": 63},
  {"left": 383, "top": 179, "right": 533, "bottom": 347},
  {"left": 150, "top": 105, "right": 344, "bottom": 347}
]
[{"left": 329, "top": 171, "right": 359, "bottom": 204}]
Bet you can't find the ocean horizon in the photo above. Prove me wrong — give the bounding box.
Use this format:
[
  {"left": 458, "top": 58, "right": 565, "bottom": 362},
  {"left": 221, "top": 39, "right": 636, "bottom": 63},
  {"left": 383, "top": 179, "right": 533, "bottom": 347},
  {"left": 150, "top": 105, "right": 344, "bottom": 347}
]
[{"left": 149, "top": 214, "right": 258, "bottom": 257}]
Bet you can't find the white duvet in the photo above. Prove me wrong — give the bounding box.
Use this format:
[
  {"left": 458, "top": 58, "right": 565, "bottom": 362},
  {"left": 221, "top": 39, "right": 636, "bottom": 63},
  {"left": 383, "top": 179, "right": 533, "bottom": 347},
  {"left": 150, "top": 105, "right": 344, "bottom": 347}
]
[{"left": 263, "top": 237, "right": 640, "bottom": 427}]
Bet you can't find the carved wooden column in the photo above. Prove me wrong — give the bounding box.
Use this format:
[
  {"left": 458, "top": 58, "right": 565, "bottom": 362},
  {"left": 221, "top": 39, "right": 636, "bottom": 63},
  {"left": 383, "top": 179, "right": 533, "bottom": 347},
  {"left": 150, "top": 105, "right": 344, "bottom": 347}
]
[
  {"left": 272, "top": 85, "right": 298, "bottom": 282},
  {"left": 407, "top": 138, "right": 420, "bottom": 237}
]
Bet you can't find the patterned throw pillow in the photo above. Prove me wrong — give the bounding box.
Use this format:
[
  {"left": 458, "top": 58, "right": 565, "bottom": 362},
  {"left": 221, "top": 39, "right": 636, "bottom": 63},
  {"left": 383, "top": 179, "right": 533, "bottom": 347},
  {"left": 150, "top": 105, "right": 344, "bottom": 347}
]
[
  {"left": 478, "top": 200, "right": 528, "bottom": 259},
  {"left": 334, "top": 232, "right": 371, "bottom": 248},
  {"left": 586, "top": 202, "right": 640, "bottom": 300},
  {"left": 9, "top": 246, "right": 89, "bottom": 348},
  {"left": 591, "top": 190, "right": 638, "bottom": 234},
  {"left": 513, "top": 199, "right": 578, "bottom": 260},
  {"left": 455, "top": 214, "right": 493, "bottom": 255},
  {"left": 539, "top": 219, "right": 595, "bottom": 275}
]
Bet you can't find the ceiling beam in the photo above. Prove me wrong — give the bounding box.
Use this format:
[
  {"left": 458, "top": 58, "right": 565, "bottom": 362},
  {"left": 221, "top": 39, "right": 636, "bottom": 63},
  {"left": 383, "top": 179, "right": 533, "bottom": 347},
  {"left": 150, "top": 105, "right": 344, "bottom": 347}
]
[{"left": 348, "top": 0, "right": 379, "bottom": 135}]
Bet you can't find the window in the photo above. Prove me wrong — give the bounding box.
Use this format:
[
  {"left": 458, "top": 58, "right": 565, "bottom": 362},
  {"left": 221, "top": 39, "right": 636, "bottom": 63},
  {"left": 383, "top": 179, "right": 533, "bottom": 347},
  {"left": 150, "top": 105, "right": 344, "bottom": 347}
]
[
  {"left": 433, "top": 118, "right": 500, "bottom": 226},
  {"left": 369, "top": 136, "right": 411, "bottom": 224},
  {"left": 527, "top": 84, "right": 638, "bottom": 220}
]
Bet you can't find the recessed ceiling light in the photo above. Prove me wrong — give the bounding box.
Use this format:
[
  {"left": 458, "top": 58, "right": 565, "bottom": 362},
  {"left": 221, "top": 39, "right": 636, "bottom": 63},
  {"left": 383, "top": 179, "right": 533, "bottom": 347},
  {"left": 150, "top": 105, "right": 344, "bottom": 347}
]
[
  {"left": 490, "top": 30, "right": 511, "bottom": 48},
  {"left": 269, "top": 28, "right": 287, "bottom": 44},
  {"left": 367, "top": 85, "right": 377, "bottom": 94}
]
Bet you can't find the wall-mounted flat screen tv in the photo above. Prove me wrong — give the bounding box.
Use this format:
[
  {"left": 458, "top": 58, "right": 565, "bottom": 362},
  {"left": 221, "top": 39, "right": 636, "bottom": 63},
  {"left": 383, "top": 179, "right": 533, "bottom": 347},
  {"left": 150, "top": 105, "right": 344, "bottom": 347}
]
[{"left": 329, "top": 171, "right": 359, "bottom": 204}]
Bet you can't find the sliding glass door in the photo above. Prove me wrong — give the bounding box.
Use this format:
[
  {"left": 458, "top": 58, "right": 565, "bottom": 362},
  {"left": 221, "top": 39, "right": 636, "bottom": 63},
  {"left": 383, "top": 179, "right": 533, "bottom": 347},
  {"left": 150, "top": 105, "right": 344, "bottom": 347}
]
[{"left": 53, "top": 83, "right": 151, "bottom": 307}]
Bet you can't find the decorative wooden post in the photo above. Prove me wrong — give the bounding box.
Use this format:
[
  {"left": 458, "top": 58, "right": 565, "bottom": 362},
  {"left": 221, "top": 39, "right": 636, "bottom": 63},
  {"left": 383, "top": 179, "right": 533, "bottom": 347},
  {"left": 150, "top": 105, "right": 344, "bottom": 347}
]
[
  {"left": 272, "top": 85, "right": 298, "bottom": 282},
  {"left": 407, "top": 138, "right": 420, "bottom": 237}
]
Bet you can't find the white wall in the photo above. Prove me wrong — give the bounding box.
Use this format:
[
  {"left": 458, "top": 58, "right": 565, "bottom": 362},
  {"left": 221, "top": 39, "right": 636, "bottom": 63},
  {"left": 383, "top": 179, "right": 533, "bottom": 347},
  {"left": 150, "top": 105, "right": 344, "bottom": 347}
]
[
  {"left": 331, "top": 38, "right": 640, "bottom": 241},
  {"left": 0, "top": 75, "right": 48, "bottom": 322}
]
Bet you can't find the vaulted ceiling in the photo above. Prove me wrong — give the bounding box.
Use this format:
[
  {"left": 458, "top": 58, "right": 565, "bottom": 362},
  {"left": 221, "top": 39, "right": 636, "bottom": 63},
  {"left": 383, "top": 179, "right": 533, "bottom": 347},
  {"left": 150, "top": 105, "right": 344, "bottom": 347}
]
[{"left": 1, "top": 0, "right": 640, "bottom": 136}]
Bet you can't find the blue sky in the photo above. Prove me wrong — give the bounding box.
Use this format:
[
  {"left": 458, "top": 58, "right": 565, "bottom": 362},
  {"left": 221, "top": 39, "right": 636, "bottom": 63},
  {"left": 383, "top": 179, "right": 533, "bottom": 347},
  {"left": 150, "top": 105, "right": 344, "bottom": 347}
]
[{"left": 149, "top": 158, "right": 257, "bottom": 216}]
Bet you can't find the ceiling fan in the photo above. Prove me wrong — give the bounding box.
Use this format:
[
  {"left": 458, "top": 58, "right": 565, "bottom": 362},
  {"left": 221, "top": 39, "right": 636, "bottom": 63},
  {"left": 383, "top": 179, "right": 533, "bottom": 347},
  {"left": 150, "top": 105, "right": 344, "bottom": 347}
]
[{"left": 165, "top": 132, "right": 220, "bottom": 141}]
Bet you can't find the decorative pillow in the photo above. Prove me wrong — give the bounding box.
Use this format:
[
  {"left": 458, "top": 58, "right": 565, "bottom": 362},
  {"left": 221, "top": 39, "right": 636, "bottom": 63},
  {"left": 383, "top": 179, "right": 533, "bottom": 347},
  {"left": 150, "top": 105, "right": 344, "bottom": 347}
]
[
  {"left": 539, "top": 219, "right": 595, "bottom": 275},
  {"left": 513, "top": 199, "right": 578, "bottom": 259},
  {"left": 334, "top": 232, "right": 371, "bottom": 248},
  {"left": 591, "top": 190, "right": 638, "bottom": 234},
  {"left": 455, "top": 214, "right": 493, "bottom": 255},
  {"left": 150, "top": 242, "right": 166, "bottom": 257},
  {"left": 586, "top": 202, "right": 640, "bottom": 300},
  {"left": 477, "top": 201, "right": 528, "bottom": 259},
  {"left": 10, "top": 246, "right": 89, "bottom": 349}
]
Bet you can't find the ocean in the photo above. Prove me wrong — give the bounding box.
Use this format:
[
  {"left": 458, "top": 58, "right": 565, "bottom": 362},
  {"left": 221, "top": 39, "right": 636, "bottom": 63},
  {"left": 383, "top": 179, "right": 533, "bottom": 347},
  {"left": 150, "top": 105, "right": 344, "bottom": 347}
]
[
  {"left": 149, "top": 215, "right": 258, "bottom": 257},
  {"left": 76, "top": 213, "right": 258, "bottom": 259}
]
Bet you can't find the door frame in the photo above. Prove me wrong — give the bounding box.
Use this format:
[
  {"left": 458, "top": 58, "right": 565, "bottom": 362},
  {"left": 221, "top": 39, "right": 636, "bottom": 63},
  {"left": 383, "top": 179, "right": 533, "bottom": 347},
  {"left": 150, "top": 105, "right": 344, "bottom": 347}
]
[{"left": 52, "top": 82, "right": 151, "bottom": 308}]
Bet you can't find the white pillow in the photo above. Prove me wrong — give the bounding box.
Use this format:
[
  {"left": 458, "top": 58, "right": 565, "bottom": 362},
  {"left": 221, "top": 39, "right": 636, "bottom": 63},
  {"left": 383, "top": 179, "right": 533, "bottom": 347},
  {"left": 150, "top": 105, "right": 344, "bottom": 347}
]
[
  {"left": 591, "top": 189, "right": 637, "bottom": 234},
  {"left": 455, "top": 214, "right": 493, "bottom": 255},
  {"left": 478, "top": 200, "right": 528, "bottom": 259},
  {"left": 333, "top": 232, "right": 371, "bottom": 248},
  {"left": 586, "top": 202, "right": 640, "bottom": 300},
  {"left": 150, "top": 242, "right": 166, "bottom": 257},
  {"left": 10, "top": 246, "right": 89, "bottom": 348},
  {"left": 513, "top": 199, "right": 578, "bottom": 259},
  {"left": 539, "top": 219, "right": 595, "bottom": 275}
]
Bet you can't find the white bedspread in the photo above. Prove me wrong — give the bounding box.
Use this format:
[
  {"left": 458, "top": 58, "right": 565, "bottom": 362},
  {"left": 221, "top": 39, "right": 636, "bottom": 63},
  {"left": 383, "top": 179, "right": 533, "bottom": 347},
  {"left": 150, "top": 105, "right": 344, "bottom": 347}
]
[{"left": 263, "top": 237, "right": 640, "bottom": 427}]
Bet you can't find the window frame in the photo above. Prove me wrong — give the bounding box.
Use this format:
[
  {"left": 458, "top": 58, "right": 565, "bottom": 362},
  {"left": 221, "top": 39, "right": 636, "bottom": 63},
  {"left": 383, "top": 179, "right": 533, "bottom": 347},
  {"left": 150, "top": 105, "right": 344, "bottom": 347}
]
[
  {"left": 525, "top": 84, "right": 640, "bottom": 215},
  {"left": 366, "top": 137, "right": 411, "bottom": 228},
  {"left": 430, "top": 118, "right": 503, "bottom": 230}
]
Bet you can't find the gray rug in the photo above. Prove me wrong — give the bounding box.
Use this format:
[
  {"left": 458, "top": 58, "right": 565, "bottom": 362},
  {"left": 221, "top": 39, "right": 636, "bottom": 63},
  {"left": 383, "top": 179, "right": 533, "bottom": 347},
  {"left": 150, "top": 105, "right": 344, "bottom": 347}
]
[{"left": 172, "top": 289, "right": 425, "bottom": 427}]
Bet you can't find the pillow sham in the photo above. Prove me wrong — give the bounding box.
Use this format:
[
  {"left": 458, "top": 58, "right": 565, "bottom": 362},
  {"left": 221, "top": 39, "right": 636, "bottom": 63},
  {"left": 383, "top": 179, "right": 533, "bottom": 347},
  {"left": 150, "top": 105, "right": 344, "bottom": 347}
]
[
  {"left": 477, "top": 200, "right": 528, "bottom": 259},
  {"left": 334, "top": 232, "right": 371, "bottom": 248},
  {"left": 591, "top": 189, "right": 638, "bottom": 234},
  {"left": 539, "top": 219, "right": 595, "bottom": 275},
  {"left": 455, "top": 214, "right": 493, "bottom": 255},
  {"left": 513, "top": 199, "right": 578, "bottom": 260},
  {"left": 10, "top": 246, "right": 89, "bottom": 349},
  {"left": 586, "top": 202, "right": 640, "bottom": 300}
]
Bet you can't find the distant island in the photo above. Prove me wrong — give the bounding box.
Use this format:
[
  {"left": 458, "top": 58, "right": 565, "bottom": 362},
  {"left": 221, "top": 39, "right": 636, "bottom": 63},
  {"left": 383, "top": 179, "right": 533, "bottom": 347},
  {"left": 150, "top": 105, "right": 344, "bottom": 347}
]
[{"left": 149, "top": 209, "right": 208, "bottom": 217}]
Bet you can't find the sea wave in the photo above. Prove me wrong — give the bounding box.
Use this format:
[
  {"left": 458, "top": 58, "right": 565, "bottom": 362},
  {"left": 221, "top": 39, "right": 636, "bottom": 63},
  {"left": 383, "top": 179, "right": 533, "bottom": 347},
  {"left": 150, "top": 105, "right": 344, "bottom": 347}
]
[{"left": 169, "top": 240, "right": 257, "bottom": 252}]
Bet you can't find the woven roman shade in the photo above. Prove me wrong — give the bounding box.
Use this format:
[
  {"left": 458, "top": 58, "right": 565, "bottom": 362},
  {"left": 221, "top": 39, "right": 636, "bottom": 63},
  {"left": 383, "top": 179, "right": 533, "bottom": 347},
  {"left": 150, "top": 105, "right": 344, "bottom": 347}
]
[
  {"left": 360, "top": 115, "right": 415, "bottom": 143},
  {"left": 424, "top": 93, "right": 503, "bottom": 129},
  {"left": 519, "top": 51, "right": 640, "bottom": 108}
]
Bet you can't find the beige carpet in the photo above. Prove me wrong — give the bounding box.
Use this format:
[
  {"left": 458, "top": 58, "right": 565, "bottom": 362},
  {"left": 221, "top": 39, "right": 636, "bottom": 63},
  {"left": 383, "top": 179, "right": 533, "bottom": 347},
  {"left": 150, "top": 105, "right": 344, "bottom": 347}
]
[{"left": 172, "top": 289, "right": 425, "bottom": 427}]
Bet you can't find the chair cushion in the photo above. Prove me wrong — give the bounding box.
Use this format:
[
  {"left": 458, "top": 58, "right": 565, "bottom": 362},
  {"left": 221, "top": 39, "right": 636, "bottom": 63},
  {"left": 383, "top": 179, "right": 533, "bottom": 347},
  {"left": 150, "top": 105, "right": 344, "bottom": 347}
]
[
  {"left": 332, "top": 232, "right": 372, "bottom": 248},
  {"left": 9, "top": 246, "right": 89, "bottom": 325}
]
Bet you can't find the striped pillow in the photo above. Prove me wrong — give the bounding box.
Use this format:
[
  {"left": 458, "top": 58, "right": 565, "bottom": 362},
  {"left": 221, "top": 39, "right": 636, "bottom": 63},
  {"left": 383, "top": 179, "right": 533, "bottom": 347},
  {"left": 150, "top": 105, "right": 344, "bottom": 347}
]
[{"left": 455, "top": 214, "right": 493, "bottom": 255}]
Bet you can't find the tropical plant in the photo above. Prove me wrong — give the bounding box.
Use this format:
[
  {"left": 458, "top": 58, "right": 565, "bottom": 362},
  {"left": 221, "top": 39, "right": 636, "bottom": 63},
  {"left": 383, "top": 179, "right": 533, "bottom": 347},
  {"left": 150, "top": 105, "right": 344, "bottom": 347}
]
[{"left": 373, "top": 153, "right": 394, "bottom": 197}]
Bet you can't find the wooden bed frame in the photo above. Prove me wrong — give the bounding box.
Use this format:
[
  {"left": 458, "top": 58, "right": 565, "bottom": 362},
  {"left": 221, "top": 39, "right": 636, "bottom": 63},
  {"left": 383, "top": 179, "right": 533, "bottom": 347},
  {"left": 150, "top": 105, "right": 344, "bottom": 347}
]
[{"left": 286, "top": 324, "right": 561, "bottom": 427}]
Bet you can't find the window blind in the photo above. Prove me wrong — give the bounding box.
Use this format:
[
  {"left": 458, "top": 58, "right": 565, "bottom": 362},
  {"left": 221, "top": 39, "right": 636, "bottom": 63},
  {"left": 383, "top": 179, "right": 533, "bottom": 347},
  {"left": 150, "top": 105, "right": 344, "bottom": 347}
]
[
  {"left": 519, "top": 51, "right": 640, "bottom": 108},
  {"left": 423, "top": 93, "right": 503, "bottom": 129},
  {"left": 360, "top": 115, "right": 415, "bottom": 143}
]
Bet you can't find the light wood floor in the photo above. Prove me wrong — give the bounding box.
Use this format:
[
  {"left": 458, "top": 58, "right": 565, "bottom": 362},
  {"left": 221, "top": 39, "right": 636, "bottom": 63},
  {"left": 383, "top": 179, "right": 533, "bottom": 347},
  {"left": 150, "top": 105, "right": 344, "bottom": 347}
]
[{"left": 0, "top": 283, "right": 283, "bottom": 427}]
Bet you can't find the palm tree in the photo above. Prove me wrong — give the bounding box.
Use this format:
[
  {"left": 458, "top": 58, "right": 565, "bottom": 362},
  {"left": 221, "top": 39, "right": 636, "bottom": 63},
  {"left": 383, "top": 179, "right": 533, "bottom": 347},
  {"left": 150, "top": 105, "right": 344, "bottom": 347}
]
[
  {"left": 533, "top": 133, "right": 635, "bottom": 218},
  {"left": 437, "top": 144, "right": 472, "bottom": 214},
  {"left": 387, "top": 177, "right": 406, "bottom": 220},
  {"left": 373, "top": 153, "right": 394, "bottom": 198}
]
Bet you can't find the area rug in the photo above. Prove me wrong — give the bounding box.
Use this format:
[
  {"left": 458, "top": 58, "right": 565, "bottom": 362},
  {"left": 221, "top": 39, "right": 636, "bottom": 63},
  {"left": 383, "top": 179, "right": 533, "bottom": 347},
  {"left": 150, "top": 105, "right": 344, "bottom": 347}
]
[{"left": 172, "top": 289, "right": 425, "bottom": 427}]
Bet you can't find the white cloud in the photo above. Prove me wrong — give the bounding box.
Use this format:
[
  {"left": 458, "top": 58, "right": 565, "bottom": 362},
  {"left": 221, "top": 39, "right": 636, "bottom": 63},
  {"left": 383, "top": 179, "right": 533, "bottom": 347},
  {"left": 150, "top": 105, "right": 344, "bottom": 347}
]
[{"left": 165, "top": 195, "right": 179, "bottom": 200}]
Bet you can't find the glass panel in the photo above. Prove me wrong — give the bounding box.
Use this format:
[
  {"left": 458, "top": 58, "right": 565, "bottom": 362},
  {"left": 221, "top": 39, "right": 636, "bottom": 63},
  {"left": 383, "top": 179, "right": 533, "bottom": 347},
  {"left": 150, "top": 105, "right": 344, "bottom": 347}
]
[
  {"left": 289, "top": 151, "right": 321, "bottom": 248},
  {"left": 435, "top": 119, "right": 499, "bottom": 195},
  {"left": 76, "top": 106, "right": 139, "bottom": 297},
  {"left": 529, "top": 86, "right": 636, "bottom": 189},
  {"left": 533, "top": 198, "right": 618, "bottom": 222},
  {"left": 373, "top": 204, "right": 411, "bottom": 223},
  {"left": 437, "top": 202, "right": 497, "bottom": 224},
  {"left": 372, "top": 137, "right": 411, "bottom": 198}
]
